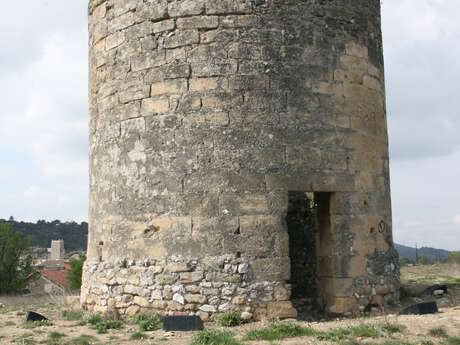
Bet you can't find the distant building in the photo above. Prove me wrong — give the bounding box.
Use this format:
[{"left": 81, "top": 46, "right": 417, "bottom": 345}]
[
  {"left": 49, "top": 239, "right": 65, "bottom": 260},
  {"left": 41, "top": 262, "right": 71, "bottom": 293}
]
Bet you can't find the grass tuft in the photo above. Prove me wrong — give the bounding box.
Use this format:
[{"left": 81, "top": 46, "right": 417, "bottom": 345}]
[
  {"left": 190, "top": 329, "right": 242, "bottom": 345},
  {"left": 47, "top": 331, "right": 66, "bottom": 345},
  {"left": 217, "top": 309, "right": 242, "bottom": 327},
  {"left": 67, "top": 334, "right": 97, "bottom": 345},
  {"left": 87, "top": 313, "right": 123, "bottom": 334},
  {"left": 13, "top": 333, "right": 34, "bottom": 345},
  {"left": 245, "top": 322, "right": 316, "bottom": 341},
  {"left": 381, "top": 322, "right": 407, "bottom": 335},
  {"left": 130, "top": 331, "right": 148, "bottom": 340},
  {"left": 381, "top": 341, "right": 415, "bottom": 345},
  {"left": 429, "top": 327, "right": 448, "bottom": 338},
  {"left": 62, "top": 310, "right": 84, "bottom": 321},
  {"left": 133, "top": 312, "right": 162, "bottom": 331},
  {"left": 447, "top": 336, "right": 460, "bottom": 345},
  {"left": 349, "top": 323, "right": 379, "bottom": 338}
]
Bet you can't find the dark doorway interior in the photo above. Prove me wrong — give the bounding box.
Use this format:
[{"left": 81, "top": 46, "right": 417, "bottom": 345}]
[{"left": 286, "top": 191, "right": 333, "bottom": 319}]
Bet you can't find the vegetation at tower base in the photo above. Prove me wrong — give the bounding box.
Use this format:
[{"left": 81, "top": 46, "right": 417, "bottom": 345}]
[
  {"left": 0, "top": 223, "right": 36, "bottom": 294},
  {"left": 83, "top": 0, "right": 399, "bottom": 319}
]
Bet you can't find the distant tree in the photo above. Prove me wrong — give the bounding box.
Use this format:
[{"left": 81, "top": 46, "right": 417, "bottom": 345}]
[
  {"left": 68, "top": 254, "right": 86, "bottom": 291},
  {"left": 0, "top": 223, "right": 35, "bottom": 294},
  {"left": 446, "top": 251, "right": 460, "bottom": 264},
  {"left": 417, "top": 255, "right": 430, "bottom": 265}
]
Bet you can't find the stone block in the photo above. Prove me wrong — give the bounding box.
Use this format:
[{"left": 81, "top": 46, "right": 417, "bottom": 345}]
[
  {"left": 251, "top": 257, "right": 290, "bottom": 281},
  {"left": 180, "top": 271, "right": 204, "bottom": 283},
  {"left": 133, "top": 296, "right": 150, "bottom": 308},
  {"left": 152, "top": 19, "right": 175, "bottom": 33},
  {"left": 109, "top": 12, "right": 135, "bottom": 32},
  {"left": 141, "top": 97, "right": 169, "bottom": 116},
  {"left": 205, "top": 0, "right": 252, "bottom": 14},
  {"left": 327, "top": 297, "right": 357, "bottom": 315},
  {"left": 105, "top": 32, "right": 124, "bottom": 50},
  {"left": 168, "top": 0, "right": 205, "bottom": 17},
  {"left": 185, "top": 294, "right": 207, "bottom": 304},
  {"left": 164, "top": 30, "right": 200, "bottom": 49},
  {"left": 177, "top": 16, "right": 218, "bottom": 29},
  {"left": 192, "top": 61, "right": 237, "bottom": 77},
  {"left": 266, "top": 301, "right": 297, "bottom": 320},
  {"left": 151, "top": 79, "right": 187, "bottom": 96}
]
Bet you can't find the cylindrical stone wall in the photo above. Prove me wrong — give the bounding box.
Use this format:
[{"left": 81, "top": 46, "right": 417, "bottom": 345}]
[{"left": 82, "top": 0, "right": 399, "bottom": 319}]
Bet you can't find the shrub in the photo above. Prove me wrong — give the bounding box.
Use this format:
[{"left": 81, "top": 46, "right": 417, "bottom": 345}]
[
  {"left": 68, "top": 254, "right": 86, "bottom": 291},
  {"left": 217, "top": 309, "right": 242, "bottom": 327},
  {"left": 133, "top": 313, "right": 162, "bottom": 331},
  {"left": 190, "top": 329, "right": 242, "bottom": 345},
  {"left": 0, "top": 223, "right": 36, "bottom": 294}
]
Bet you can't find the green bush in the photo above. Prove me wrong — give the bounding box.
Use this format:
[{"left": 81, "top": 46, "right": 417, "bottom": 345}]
[
  {"left": 217, "top": 309, "right": 242, "bottom": 327},
  {"left": 133, "top": 312, "right": 162, "bottom": 331},
  {"left": 0, "top": 223, "right": 36, "bottom": 294},
  {"left": 447, "top": 251, "right": 460, "bottom": 264},
  {"left": 68, "top": 254, "right": 86, "bottom": 291}
]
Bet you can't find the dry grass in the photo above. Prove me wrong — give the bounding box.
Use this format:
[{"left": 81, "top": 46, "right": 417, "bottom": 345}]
[{"left": 401, "top": 263, "right": 460, "bottom": 285}]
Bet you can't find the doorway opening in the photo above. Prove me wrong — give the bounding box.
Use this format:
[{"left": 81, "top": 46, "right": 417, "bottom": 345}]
[{"left": 286, "top": 191, "right": 333, "bottom": 319}]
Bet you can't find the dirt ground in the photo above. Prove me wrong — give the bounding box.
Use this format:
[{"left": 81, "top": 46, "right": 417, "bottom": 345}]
[{"left": 0, "top": 263, "right": 459, "bottom": 345}]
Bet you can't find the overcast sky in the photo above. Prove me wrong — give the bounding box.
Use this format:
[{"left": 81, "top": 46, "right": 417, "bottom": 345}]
[{"left": 0, "top": 0, "right": 459, "bottom": 250}]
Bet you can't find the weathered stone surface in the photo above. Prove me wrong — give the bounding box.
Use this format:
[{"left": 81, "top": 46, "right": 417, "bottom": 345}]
[
  {"left": 83, "top": 0, "right": 399, "bottom": 320},
  {"left": 266, "top": 302, "right": 297, "bottom": 320}
]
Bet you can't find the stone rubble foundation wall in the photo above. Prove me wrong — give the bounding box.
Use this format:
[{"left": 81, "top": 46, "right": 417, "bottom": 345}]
[{"left": 82, "top": 255, "right": 295, "bottom": 321}]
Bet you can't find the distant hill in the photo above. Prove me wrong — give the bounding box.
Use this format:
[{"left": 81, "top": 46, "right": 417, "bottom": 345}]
[
  {"left": 0, "top": 219, "right": 88, "bottom": 252},
  {"left": 395, "top": 243, "right": 450, "bottom": 262}
]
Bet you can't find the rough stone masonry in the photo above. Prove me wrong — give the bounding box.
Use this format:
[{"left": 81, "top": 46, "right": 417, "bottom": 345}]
[{"left": 82, "top": 0, "right": 400, "bottom": 321}]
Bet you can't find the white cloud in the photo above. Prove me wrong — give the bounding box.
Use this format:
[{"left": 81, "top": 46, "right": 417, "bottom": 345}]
[
  {"left": 24, "top": 186, "right": 39, "bottom": 199},
  {"left": 454, "top": 215, "right": 460, "bottom": 227},
  {"left": 0, "top": 0, "right": 88, "bottom": 222}
]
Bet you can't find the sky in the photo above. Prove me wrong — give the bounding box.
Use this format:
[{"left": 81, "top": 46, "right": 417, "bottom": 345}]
[{"left": 0, "top": 0, "right": 459, "bottom": 250}]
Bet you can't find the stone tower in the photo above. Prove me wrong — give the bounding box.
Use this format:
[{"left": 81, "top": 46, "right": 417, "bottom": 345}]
[
  {"left": 82, "top": 0, "right": 399, "bottom": 319},
  {"left": 50, "top": 240, "right": 65, "bottom": 260}
]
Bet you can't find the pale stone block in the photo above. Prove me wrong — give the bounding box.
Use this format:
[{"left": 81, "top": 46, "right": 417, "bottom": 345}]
[
  {"left": 151, "top": 79, "right": 187, "bottom": 96},
  {"left": 141, "top": 97, "right": 169, "bottom": 115}
]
